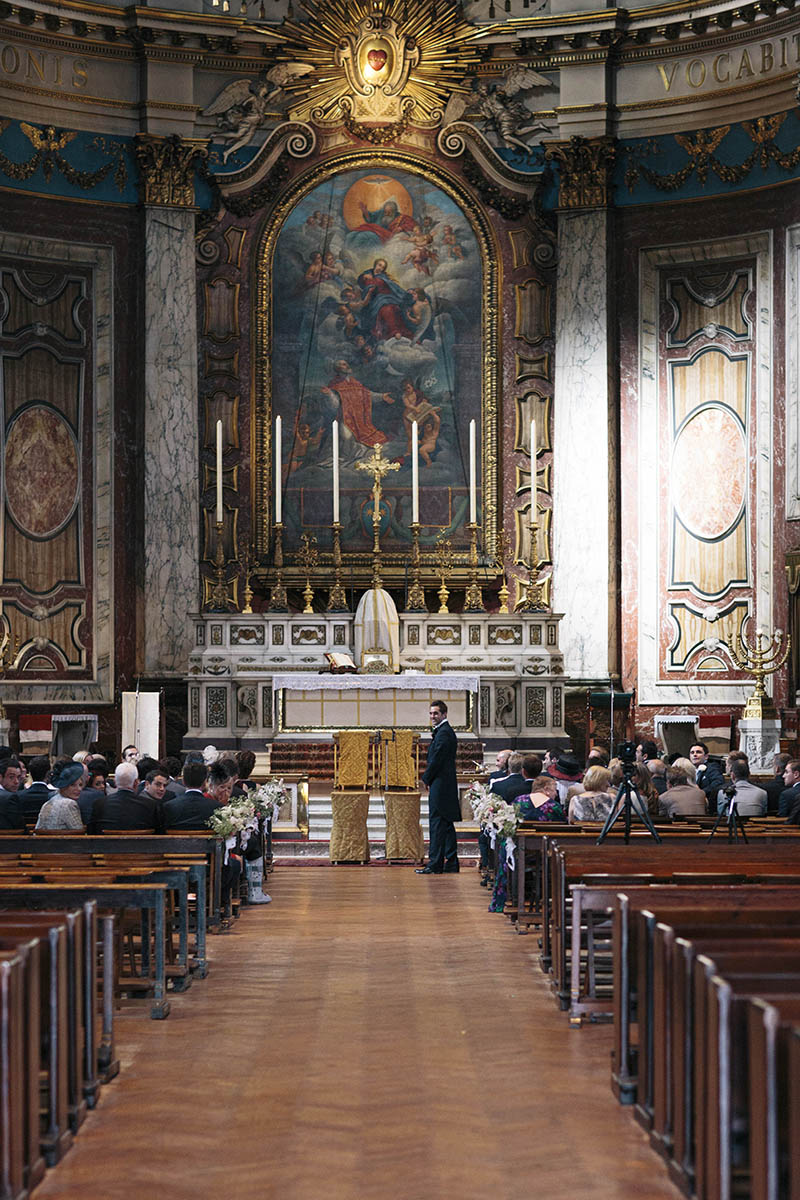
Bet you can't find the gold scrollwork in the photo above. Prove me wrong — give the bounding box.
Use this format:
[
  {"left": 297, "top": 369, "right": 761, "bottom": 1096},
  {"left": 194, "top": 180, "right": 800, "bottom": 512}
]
[
  {"left": 0, "top": 122, "right": 128, "bottom": 193},
  {"left": 544, "top": 135, "right": 616, "bottom": 210}
]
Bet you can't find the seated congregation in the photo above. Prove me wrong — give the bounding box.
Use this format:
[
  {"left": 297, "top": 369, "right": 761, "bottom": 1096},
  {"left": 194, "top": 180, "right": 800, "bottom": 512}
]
[
  {"left": 475, "top": 733, "right": 800, "bottom": 1200},
  {"left": 0, "top": 742, "right": 275, "bottom": 1198}
]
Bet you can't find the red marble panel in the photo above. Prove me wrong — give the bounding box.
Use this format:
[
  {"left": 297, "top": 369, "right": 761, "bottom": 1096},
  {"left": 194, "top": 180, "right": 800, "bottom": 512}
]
[{"left": 5, "top": 406, "right": 79, "bottom": 538}]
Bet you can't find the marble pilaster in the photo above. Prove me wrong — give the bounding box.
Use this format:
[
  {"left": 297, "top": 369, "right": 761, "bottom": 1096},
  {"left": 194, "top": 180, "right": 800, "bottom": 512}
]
[
  {"left": 143, "top": 206, "right": 200, "bottom": 675},
  {"left": 551, "top": 207, "right": 616, "bottom": 680}
]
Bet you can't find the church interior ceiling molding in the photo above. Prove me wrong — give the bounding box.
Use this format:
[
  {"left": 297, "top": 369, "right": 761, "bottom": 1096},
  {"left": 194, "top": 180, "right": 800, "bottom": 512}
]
[
  {"left": 638, "top": 233, "right": 772, "bottom": 706},
  {"left": 0, "top": 232, "right": 113, "bottom": 705}
]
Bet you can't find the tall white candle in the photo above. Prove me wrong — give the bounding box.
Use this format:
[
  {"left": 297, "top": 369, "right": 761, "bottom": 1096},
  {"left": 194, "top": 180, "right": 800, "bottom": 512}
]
[
  {"left": 469, "top": 418, "right": 477, "bottom": 524},
  {"left": 530, "top": 417, "right": 537, "bottom": 516},
  {"left": 215, "top": 419, "right": 223, "bottom": 523},
  {"left": 275, "top": 415, "right": 282, "bottom": 525},
  {"left": 332, "top": 419, "right": 340, "bottom": 523},
  {"left": 411, "top": 420, "right": 419, "bottom": 524}
]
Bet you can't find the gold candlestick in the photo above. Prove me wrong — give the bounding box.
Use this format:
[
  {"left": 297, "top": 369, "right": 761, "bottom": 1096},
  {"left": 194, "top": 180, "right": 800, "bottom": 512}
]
[
  {"left": 435, "top": 536, "right": 454, "bottom": 614},
  {"left": 298, "top": 532, "right": 318, "bottom": 614},
  {"left": 726, "top": 624, "right": 791, "bottom": 719},
  {"left": 496, "top": 529, "right": 510, "bottom": 614},
  {"left": 240, "top": 545, "right": 255, "bottom": 614},
  {"left": 407, "top": 522, "right": 427, "bottom": 613},
  {"left": 516, "top": 507, "right": 547, "bottom": 612},
  {"left": 209, "top": 520, "right": 233, "bottom": 611},
  {"left": 355, "top": 443, "right": 400, "bottom": 591},
  {"left": 326, "top": 523, "right": 348, "bottom": 612},
  {"left": 268, "top": 522, "right": 288, "bottom": 612},
  {"left": 463, "top": 522, "right": 485, "bottom": 612}
]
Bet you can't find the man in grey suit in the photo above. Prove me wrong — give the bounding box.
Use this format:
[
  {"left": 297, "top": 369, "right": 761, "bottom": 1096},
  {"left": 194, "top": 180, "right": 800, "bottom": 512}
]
[
  {"left": 416, "top": 700, "right": 460, "bottom": 875},
  {"left": 716, "top": 756, "right": 767, "bottom": 816}
]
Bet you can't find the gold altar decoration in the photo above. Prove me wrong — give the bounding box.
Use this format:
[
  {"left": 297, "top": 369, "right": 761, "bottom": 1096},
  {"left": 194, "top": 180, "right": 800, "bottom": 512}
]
[
  {"left": 495, "top": 529, "right": 510, "bottom": 614},
  {"left": 326, "top": 522, "right": 348, "bottom": 612},
  {"left": 254, "top": 0, "right": 481, "bottom": 140},
  {"left": 435, "top": 536, "right": 454, "bottom": 614},
  {"left": 463, "top": 523, "right": 486, "bottom": 613},
  {"left": 516, "top": 505, "right": 548, "bottom": 613},
  {"left": 268, "top": 523, "right": 288, "bottom": 612},
  {"left": 384, "top": 791, "right": 424, "bottom": 863},
  {"left": 407, "top": 522, "right": 427, "bottom": 613},
  {"left": 207, "top": 520, "right": 235, "bottom": 612},
  {"left": 240, "top": 544, "right": 255, "bottom": 614},
  {"left": 298, "top": 532, "right": 318, "bottom": 613},
  {"left": 356, "top": 443, "right": 400, "bottom": 589},
  {"left": 726, "top": 625, "right": 791, "bottom": 720},
  {"left": 334, "top": 730, "right": 372, "bottom": 789},
  {"left": 329, "top": 791, "right": 370, "bottom": 863},
  {"left": 379, "top": 730, "right": 417, "bottom": 789}
]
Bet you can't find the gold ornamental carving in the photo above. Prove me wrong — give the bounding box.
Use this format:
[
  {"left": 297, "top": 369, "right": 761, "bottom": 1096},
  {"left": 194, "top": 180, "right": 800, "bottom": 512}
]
[
  {"left": 544, "top": 136, "right": 617, "bottom": 211},
  {"left": 134, "top": 134, "right": 208, "bottom": 208},
  {"left": 257, "top": 0, "right": 479, "bottom": 140}
]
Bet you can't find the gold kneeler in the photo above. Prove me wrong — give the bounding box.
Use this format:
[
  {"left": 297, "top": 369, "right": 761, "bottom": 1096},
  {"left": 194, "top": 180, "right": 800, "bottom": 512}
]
[
  {"left": 380, "top": 731, "right": 424, "bottom": 863},
  {"left": 330, "top": 731, "right": 371, "bottom": 863}
]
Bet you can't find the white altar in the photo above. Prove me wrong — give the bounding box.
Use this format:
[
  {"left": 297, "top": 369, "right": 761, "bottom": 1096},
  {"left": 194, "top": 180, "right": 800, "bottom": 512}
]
[{"left": 185, "top": 609, "right": 568, "bottom": 749}]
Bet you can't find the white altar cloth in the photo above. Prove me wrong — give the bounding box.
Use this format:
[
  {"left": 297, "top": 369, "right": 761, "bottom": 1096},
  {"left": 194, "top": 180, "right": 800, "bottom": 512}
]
[{"left": 271, "top": 672, "right": 481, "bottom": 692}]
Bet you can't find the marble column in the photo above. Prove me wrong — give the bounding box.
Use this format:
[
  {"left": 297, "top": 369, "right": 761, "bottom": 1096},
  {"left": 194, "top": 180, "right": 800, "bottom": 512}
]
[
  {"left": 545, "top": 138, "right": 617, "bottom": 682},
  {"left": 136, "top": 136, "right": 208, "bottom": 676}
]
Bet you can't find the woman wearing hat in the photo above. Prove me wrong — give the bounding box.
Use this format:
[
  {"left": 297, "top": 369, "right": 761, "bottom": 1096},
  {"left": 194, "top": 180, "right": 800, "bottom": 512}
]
[{"left": 35, "top": 762, "right": 86, "bottom": 831}]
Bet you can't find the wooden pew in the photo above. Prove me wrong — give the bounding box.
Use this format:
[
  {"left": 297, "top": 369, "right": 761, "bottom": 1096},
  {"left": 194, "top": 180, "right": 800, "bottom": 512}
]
[
  {"left": 0, "top": 883, "right": 170, "bottom": 1019},
  {"left": 0, "top": 949, "right": 26, "bottom": 1200},
  {"left": 746, "top": 995, "right": 800, "bottom": 1200}
]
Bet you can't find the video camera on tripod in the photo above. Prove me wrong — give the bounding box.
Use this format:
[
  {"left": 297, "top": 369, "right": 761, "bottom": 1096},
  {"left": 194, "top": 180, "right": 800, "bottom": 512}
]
[{"left": 597, "top": 739, "right": 661, "bottom": 844}]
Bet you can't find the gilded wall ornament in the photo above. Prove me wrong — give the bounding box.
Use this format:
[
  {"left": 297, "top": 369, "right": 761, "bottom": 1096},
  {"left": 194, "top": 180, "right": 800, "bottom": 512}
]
[
  {"left": 0, "top": 121, "right": 127, "bottom": 192},
  {"left": 134, "top": 134, "right": 209, "bottom": 207},
  {"left": 544, "top": 135, "right": 617, "bottom": 210},
  {"left": 254, "top": 0, "right": 480, "bottom": 141},
  {"left": 202, "top": 64, "right": 314, "bottom": 163}
]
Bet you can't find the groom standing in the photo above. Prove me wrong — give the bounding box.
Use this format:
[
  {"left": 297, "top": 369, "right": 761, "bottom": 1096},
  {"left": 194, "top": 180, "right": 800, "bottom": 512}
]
[{"left": 416, "top": 700, "right": 460, "bottom": 875}]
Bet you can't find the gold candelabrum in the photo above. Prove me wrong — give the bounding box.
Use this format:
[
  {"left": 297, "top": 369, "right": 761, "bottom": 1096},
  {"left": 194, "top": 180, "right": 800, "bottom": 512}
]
[
  {"left": 463, "top": 522, "right": 486, "bottom": 613},
  {"left": 208, "top": 520, "right": 233, "bottom": 612},
  {"left": 435, "top": 536, "right": 454, "bottom": 614},
  {"left": 298, "top": 532, "right": 318, "bottom": 614},
  {"left": 326, "top": 522, "right": 348, "bottom": 612},
  {"left": 495, "top": 529, "right": 510, "bottom": 614},
  {"left": 355, "top": 443, "right": 400, "bottom": 590},
  {"left": 0, "top": 620, "right": 17, "bottom": 721},
  {"left": 726, "top": 624, "right": 791, "bottom": 719},
  {"left": 267, "top": 522, "right": 288, "bottom": 612},
  {"left": 516, "top": 504, "right": 547, "bottom": 612},
  {"left": 407, "top": 522, "right": 427, "bottom": 613},
  {"left": 240, "top": 544, "right": 255, "bottom": 614}
]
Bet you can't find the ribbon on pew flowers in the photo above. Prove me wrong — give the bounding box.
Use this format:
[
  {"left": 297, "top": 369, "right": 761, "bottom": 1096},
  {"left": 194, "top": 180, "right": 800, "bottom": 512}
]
[
  {"left": 467, "top": 782, "right": 520, "bottom": 868},
  {"left": 207, "top": 778, "right": 291, "bottom": 862}
]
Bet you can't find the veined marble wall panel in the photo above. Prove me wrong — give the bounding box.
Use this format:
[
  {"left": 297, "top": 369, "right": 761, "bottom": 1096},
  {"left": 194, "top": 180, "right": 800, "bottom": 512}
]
[
  {"left": 552, "top": 209, "right": 615, "bottom": 679},
  {"left": 787, "top": 225, "right": 800, "bottom": 519},
  {"left": 144, "top": 207, "right": 199, "bottom": 676},
  {"left": 0, "top": 232, "right": 113, "bottom": 704},
  {"left": 638, "top": 233, "right": 772, "bottom": 705}
]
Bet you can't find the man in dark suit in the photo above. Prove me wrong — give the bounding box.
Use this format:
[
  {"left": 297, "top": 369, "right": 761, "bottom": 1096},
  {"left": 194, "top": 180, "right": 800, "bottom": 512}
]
[
  {"left": 490, "top": 752, "right": 542, "bottom": 802},
  {"left": 763, "top": 752, "right": 790, "bottom": 814},
  {"left": 488, "top": 749, "right": 512, "bottom": 783},
  {"left": 689, "top": 742, "right": 725, "bottom": 807},
  {"left": 92, "top": 761, "right": 165, "bottom": 832},
  {"left": 162, "top": 758, "right": 218, "bottom": 829},
  {"left": 416, "top": 700, "right": 460, "bottom": 875},
  {"left": 15, "top": 754, "right": 53, "bottom": 825},
  {"left": 778, "top": 759, "right": 800, "bottom": 818}
]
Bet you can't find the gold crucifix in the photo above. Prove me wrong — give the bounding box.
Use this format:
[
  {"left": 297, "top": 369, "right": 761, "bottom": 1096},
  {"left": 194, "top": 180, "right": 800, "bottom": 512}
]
[{"left": 356, "top": 442, "right": 400, "bottom": 588}]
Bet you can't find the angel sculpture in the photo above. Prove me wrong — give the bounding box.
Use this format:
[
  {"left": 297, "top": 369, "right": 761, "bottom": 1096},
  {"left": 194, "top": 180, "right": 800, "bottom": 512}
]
[
  {"left": 442, "top": 66, "right": 556, "bottom": 155},
  {"left": 202, "top": 63, "right": 313, "bottom": 163}
]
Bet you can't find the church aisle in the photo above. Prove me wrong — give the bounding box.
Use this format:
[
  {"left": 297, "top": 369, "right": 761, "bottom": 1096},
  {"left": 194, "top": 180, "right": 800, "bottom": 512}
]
[{"left": 35, "top": 867, "right": 678, "bottom": 1200}]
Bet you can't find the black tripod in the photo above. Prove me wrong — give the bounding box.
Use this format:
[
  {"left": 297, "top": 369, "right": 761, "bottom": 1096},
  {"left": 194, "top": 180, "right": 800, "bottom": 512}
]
[
  {"left": 597, "top": 771, "right": 662, "bottom": 845},
  {"left": 707, "top": 786, "right": 748, "bottom": 843}
]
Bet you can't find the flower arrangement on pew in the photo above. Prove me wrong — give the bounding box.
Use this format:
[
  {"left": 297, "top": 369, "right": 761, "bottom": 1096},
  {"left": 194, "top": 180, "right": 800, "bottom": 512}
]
[
  {"left": 252, "top": 778, "right": 290, "bottom": 824},
  {"left": 468, "top": 782, "right": 520, "bottom": 865},
  {"left": 208, "top": 796, "right": 258, "bottom": 860}
]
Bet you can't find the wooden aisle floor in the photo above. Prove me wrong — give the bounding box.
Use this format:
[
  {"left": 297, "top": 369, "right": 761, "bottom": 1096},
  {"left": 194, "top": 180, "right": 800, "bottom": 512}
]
[{"left": 35, "top": 866, "right": 678, "bottom": 1200}]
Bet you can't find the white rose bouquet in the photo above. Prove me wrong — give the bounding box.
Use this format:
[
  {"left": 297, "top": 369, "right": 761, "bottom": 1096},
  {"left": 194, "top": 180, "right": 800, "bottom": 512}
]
[{"left": 252, "top": 778, "right": 290, "bottom": 823}]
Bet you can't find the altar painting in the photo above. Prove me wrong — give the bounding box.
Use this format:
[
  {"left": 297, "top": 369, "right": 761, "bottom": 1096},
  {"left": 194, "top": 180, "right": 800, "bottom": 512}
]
[{"left": 271, "top": 167, "right": 483, "bottom": 554}]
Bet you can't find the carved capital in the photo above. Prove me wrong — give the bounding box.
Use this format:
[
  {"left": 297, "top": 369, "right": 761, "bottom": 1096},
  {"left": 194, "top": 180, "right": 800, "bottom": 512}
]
[
  {"left": 134, "top": 134, "right": 208, "bottom": 207},
  {"left": 544, "top": 136, "right": 616, "bottom": 211}
]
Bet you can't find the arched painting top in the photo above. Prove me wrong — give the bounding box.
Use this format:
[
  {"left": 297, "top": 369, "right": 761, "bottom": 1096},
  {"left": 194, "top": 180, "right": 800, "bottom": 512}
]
[{"left": 255, "top": 151, "right": 499, "bottom": 576}]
